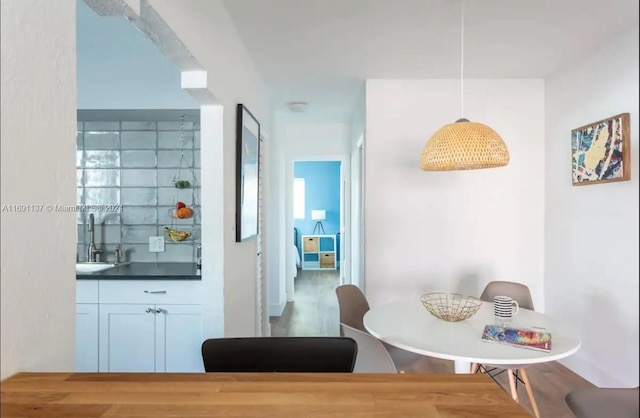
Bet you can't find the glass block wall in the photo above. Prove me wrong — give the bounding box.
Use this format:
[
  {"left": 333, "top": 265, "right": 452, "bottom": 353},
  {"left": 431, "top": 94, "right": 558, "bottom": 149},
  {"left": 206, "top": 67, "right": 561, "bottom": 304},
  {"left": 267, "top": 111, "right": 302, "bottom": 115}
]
[{"left": 76, "top": 110, "right": 201, "bottom": 263}]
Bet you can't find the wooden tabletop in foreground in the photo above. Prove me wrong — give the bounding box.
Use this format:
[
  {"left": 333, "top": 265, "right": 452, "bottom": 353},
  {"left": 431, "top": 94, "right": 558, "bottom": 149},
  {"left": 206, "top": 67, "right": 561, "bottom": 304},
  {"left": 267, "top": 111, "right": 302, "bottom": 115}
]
[{"left": 1, "top": 372, "right": 531, "bottom": 417}]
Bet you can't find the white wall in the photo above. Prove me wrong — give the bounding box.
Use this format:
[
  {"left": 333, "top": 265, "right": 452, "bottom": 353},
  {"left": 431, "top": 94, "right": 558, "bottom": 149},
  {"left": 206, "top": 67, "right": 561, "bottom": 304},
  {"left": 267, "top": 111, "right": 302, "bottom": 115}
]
[
  {"left": 544, "top": 24, "right": 639, "bottom": 388},
  {"left": 1, "top": 0, "right": 77, "bottom": 379},
  {"left": 280, "top": 121, "right": 351, "bottom": 157},
  {"left": 147, "top": 0, "right": 270, "bottom": 337},
  {"left": 364, "top": 79, "right": 546, "bottom": 309},
  {"left": 267, "top": 113, "right": 287, "bottom": 316},
  {"left": 77, "top": 0, "right": 197, "bottom": 109},
  {"left": 349, "top": 89, "right": 366, "bottom": 289}
]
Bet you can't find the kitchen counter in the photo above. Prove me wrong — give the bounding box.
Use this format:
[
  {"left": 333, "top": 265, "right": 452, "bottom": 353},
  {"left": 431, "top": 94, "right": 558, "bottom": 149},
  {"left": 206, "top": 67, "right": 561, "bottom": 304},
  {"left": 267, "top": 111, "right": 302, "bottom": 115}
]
[{"left": 76, "top": 262, "right": 201, "bottom": 280}]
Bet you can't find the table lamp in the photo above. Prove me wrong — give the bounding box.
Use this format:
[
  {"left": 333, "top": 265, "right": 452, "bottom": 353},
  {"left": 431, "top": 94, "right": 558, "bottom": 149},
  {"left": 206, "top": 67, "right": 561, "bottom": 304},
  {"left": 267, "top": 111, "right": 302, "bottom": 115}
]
[{"left": 311, "top": 210, "right": 326, "bottom": 234}]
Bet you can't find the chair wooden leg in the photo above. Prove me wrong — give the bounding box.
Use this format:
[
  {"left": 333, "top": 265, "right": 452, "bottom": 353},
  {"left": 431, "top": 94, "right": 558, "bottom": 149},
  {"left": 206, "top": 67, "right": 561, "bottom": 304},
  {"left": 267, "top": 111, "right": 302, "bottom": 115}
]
[
  {"left": 470, "top": 363, "right": 479, "bottom": 374},
  {"left": 506, "top": 369, "right": 519, "bottom": 402},
  {"left": 520, "top": 369, "right": 540, "bottom": 418}
]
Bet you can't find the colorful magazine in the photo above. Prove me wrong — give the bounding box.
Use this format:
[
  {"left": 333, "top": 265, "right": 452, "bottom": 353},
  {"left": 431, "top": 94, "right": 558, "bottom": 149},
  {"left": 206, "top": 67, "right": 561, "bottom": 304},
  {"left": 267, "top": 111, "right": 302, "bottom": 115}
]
[{"left": 481, "top": 325, "right": 552, "bottom": 352}]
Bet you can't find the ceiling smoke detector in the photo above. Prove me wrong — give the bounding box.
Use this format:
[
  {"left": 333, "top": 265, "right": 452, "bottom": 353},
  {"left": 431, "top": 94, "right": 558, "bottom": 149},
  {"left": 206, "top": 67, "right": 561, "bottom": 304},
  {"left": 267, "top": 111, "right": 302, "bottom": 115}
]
[{"left": 287, "top": 102, "right": 308, "bottom": 113}]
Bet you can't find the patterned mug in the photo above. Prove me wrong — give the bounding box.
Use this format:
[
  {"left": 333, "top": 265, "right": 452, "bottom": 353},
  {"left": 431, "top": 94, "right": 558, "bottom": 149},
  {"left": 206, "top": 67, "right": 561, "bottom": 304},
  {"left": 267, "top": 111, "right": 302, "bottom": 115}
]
[{"left": 494, "top": 296, "right": 519, "bottom": 325}]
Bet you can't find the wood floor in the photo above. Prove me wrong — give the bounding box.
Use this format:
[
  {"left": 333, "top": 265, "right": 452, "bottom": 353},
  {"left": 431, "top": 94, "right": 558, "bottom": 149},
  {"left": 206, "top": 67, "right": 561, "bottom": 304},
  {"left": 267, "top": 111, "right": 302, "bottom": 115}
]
[
  {"left": 270, "top": 269, "right": 594, "bottom": 418},
  {"left": 270, "top": 269, "right": 341, "bottom": 337}
]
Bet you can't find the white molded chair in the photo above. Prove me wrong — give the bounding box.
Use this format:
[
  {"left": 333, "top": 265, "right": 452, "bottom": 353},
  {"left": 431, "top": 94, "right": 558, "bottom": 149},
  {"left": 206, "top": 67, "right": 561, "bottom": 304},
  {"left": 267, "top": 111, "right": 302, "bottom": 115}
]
[
  {"left": 336, "top": 284, "right": 426, "bottom": 372},
  {"left": 340, "top": 323, "right": 397, "bottom": 373},
  {"left": 566, "top": 387, "right": 639, "bottom": 418}
]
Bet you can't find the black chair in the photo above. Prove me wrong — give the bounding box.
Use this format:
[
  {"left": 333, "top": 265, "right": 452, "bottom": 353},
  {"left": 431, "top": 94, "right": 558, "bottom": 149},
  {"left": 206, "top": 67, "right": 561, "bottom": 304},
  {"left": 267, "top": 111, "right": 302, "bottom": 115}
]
[{"left": 201, "top": 337, "right": 357, "bottom": 372}]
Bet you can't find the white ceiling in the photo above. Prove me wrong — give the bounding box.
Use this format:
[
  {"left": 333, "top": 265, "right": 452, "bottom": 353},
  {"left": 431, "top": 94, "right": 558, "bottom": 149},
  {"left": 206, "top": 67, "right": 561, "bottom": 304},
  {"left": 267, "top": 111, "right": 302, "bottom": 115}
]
[{"left": 222, "top": 0, "right": 639, "bottom": 123}]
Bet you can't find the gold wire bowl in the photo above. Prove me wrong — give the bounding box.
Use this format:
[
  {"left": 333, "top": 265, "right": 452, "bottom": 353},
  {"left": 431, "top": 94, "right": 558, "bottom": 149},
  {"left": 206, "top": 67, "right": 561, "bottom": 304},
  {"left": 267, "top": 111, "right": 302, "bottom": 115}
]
[{"left": 420, "top": 292, "right": 482, "bottom": 322}]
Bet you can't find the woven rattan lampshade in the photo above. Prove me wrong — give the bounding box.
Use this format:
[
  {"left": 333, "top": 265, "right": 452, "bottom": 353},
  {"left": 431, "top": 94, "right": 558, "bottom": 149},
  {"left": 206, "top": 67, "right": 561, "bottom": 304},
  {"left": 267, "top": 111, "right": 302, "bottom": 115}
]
[{"left": 420, "top": 118, "right": 510, "bottom": 171}]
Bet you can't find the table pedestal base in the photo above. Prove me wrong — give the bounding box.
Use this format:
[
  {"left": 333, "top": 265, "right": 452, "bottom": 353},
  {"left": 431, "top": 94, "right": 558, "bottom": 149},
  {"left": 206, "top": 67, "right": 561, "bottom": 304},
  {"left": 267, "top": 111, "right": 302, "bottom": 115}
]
[{"left": 454, "top": 360, "right": 471, "bottom": 374}]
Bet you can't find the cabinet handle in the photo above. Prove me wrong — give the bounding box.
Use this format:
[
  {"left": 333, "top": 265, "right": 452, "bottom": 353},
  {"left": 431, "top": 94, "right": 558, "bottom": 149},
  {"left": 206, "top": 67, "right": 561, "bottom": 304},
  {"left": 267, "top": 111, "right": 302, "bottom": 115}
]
[
  {"left": 155, "top": 308, "right": 167, "bottom": 314},
  {"left": 144, "top": 290, "right": 167, "bottom": 294},
  {"left": 145, "top": 308, "right": 154, "bottom": 314}
]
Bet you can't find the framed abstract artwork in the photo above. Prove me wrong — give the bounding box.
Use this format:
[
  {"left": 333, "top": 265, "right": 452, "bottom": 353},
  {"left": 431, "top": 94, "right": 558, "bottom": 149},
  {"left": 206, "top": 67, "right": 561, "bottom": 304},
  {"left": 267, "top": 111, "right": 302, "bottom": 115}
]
[
  {"left": 235, "top": 104, "right": 260, "bottom": 242},
  {"left": 571, "top": 113, "right": 630, "bottom": 186}
]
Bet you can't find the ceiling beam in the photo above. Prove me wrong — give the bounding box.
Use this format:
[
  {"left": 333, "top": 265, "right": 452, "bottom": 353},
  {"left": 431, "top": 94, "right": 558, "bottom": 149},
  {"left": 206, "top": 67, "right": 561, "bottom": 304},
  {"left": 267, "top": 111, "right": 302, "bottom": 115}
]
[{"left": 82, "top": 0, "right": 139, "bottom": 17}]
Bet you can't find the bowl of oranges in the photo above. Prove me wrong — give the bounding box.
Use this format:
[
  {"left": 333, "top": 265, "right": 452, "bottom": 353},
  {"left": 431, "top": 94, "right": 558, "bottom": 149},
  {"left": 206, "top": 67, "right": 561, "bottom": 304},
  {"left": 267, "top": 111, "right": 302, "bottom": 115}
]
[{"left": 170, "top": 201, "right": 194, "bottom": 219}]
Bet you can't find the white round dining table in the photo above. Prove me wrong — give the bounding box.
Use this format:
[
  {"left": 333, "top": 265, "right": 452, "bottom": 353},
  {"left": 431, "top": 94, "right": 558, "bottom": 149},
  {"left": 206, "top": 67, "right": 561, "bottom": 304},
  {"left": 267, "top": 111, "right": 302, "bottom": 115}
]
[{"left": 363, "top": 299, "right": 581, "bottom": 374}]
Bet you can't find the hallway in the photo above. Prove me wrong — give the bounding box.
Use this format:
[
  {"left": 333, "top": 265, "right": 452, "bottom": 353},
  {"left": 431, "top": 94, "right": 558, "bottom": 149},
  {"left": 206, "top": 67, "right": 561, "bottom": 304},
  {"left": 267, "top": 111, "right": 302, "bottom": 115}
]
[{"left": 270, "top": 269, "right": 340, "bottom": 337}]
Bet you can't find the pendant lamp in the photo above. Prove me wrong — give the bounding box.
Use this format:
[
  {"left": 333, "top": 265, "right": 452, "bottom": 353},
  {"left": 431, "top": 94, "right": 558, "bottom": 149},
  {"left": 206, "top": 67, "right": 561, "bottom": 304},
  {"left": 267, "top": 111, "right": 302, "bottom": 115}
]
[{"left": 420, "top": 2, "right": 509, "bottom": 171}]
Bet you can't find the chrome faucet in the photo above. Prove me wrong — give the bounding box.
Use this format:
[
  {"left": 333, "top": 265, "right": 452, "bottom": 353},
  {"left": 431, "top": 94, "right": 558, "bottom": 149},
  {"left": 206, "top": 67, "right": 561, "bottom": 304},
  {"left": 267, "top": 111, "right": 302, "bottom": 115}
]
[{"left": 87, "top": 213, "right": 103, "bottom": 262}]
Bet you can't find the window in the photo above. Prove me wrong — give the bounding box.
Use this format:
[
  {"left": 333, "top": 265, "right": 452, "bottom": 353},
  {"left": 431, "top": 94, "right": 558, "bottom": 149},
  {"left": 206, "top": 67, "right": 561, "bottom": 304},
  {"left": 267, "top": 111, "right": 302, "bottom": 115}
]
[{"left": 293, "top": 178, "right": 305, "bottom": 219}]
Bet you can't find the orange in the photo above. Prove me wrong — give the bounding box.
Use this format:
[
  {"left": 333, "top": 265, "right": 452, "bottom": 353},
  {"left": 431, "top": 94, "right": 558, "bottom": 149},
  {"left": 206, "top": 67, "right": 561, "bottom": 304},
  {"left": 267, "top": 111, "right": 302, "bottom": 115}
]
[{"left": 176, "top": 207, "right": 194, "bottom": 219}]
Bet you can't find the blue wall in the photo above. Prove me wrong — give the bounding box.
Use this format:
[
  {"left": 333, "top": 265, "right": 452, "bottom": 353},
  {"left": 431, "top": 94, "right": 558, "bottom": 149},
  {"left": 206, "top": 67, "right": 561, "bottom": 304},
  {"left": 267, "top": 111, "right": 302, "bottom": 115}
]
[{"left": 294, "top": 161, "right": 341, "bottom": 262}]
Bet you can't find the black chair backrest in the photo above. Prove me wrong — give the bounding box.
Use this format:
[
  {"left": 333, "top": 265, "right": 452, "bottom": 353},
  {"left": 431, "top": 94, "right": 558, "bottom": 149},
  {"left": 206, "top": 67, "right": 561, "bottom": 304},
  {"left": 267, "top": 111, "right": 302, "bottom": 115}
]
[{"left": 201, "top": 337, "right": 358, "bottom": 373}]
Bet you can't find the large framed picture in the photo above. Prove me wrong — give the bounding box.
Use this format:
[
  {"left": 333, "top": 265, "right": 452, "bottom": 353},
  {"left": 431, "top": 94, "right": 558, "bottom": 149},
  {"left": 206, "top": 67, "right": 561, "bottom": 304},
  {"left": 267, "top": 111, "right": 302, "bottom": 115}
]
[
  {"left": 235, "top": 104, "right": 260, "bottom": 242},
  {"left": 571, "top": 113, "right": 631, "bottom": 186}
]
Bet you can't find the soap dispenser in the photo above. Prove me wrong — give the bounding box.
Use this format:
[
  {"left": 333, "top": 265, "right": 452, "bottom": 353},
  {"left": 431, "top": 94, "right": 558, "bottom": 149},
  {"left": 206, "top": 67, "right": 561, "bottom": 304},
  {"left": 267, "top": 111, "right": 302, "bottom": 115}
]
[{"left": 196, "top": 244, "right": 202, "bottom": 273}]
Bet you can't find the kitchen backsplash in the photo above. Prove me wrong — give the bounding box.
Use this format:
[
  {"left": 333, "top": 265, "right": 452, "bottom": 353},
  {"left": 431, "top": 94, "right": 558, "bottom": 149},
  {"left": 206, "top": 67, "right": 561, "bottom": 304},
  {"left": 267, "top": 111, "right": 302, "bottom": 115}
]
[{"left": 76, "top": 110, "right": 201, "bottom": 263}]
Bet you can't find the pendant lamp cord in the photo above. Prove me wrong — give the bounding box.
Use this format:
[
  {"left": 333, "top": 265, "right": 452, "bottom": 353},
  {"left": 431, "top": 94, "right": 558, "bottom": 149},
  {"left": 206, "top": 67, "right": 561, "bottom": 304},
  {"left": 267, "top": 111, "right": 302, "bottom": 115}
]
[{"left": 460, "top": 1, "right": 464, "bottom": 119}]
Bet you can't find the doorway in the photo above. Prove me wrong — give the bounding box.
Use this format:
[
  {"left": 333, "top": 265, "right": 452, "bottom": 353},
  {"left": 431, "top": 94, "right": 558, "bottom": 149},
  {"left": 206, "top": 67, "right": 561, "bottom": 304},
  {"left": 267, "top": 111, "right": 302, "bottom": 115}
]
[
  {"left": 74, "top": 0, "right": 228, "bottom": 375},
  {"left": 271, "top": 159, "right": 347, "bottom": 336}
]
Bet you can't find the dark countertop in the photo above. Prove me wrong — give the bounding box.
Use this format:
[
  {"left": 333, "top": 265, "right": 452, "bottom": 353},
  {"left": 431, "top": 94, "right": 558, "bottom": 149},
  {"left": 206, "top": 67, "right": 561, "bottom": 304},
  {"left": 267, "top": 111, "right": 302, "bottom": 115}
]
[{"left": 76, "top": 262, "right": 201, "bottom": 280}]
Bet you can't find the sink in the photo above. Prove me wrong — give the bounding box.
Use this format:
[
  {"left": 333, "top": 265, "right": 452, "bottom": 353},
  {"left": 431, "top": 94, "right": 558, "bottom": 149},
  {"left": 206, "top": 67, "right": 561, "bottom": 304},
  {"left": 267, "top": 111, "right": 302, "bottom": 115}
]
[{"left": 76, "top": 262, "right": 118, "bottom": 273}]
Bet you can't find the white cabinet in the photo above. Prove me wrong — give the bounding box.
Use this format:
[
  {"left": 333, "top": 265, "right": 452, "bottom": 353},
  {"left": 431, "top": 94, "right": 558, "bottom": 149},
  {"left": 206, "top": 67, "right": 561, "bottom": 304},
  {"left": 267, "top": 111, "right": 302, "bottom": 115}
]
[
  {"left": 157, "top": 304, "right": 204, "bottom": 372},
  {"left": 99, "top": 303, "right": 204, "bottom": 373},
  {"left": 75, "top": 303, "right": 99, "bottom": 372},
  {"left": 301, "top": 235, "right": 337, "bottom": 270},
  {"left": 77, "top": 280, "right": 204, "bottom": 373},
  {"left": 99, "top": 304, "right": 157, "bottom": 372}
]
